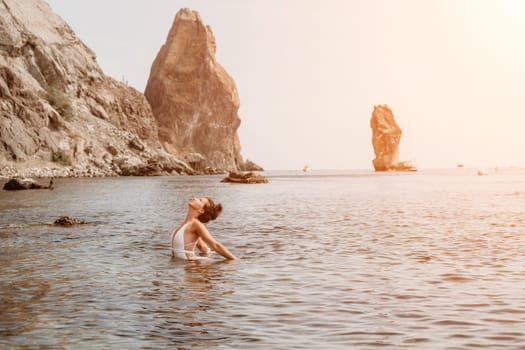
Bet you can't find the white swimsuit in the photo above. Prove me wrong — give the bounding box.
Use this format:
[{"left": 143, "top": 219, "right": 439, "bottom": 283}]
[{"left": 171, "top": 223, "right": 197, "bottom": 260}]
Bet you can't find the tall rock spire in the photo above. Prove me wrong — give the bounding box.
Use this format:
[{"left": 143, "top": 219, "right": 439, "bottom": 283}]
[
  {"left": 145, "top": 8, "right": 244, "bottom": 172},
  {"left": 370, "top": 104, "right": 417, "bottom": 172}
]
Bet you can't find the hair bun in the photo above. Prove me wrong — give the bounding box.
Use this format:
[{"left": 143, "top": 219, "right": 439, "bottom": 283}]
[
  {"left": 212, "top": 203, "right": 223, "bottom": 220},
  {"left": 197, "top": 199, "right": 223, "bottom": 223}
]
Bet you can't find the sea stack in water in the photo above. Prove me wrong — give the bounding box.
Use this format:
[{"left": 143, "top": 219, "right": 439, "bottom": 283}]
[
  {"left": 145, "top": 8, "right": 249, "bottom": 172},
  {"left": 370, "top": 105, "right": 416, "bottom": 172}
]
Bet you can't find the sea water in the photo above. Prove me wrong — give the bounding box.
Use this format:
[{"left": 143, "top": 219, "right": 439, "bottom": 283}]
[{"left": 1, "top": 168, "right": 525, "bottom": 349}]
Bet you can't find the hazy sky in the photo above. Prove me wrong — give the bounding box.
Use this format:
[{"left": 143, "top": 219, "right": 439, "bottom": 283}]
[{"left": 46, "top": 0, "right": 525, "bottom": 170}]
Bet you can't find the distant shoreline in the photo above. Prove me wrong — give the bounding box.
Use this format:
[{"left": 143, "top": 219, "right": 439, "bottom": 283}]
[{"left": 2, "top": 164, "right": 523, "bottom": 181}]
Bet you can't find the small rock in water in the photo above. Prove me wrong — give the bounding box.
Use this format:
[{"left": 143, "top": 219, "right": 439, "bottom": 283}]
[
  {"left": 53, "top": 216, "right": 90, "bottom": 226},
  {"left": 3, "top": 177, "right": 54, "bottom": 190},
  {"left": 3, "top": 178, "right": 43, "bottom": 190}
]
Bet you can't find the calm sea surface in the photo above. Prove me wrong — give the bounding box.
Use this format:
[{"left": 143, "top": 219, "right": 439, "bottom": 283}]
[{"left": 2, "top": 168, "right": 525, "bottom": 349}]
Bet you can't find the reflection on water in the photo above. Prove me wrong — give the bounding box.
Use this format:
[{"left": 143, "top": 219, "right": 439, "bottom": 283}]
[
  {"left": 2, "top": 169, "right": 525, "bottom": 349},
  {"left": 143, "top": 260, "right": 237, "bottom": 348}
]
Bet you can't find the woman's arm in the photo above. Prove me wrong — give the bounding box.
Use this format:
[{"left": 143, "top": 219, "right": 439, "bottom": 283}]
[
  {"left": 196, "top": 222, "right": 238, "bottom": 260},
  {"left": 195, "top": 237, "right": 211, "bottom": 255}
]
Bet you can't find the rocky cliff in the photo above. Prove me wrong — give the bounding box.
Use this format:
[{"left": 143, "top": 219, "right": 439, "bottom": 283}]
[
  {"left": 370, "top": 105, "right": 416, "bottom": 171},
  {"left": 145, "top": 8, "right": 249, "bottom": 172},
  {"left": 0, "top": 1, "right": 225, "bottom": 178}
]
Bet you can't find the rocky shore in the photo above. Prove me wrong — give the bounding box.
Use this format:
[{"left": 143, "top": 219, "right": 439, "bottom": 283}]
[
  {"left": 0, "top": 160, "right": 249, "bottom": 179},
  {"left": 0, "top": 163, "right": 154, "bottom": 179},
  {"left": 0, "top": 155, "right": 195, "bottom": 178},
  {"left": 0, "top": 161, "right": 216, "bottom": 179}
]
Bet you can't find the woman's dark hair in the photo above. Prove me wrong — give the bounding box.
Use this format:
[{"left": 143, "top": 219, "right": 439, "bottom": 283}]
[{"left": 198, "top": 197, "right": 223, "bottom": 223}]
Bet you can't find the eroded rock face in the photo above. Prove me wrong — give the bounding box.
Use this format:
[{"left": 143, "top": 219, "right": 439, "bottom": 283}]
[
  {"left": 370, "top": 105, "right": 416, "bottom": 171},
  {"left": 145, "top": 8, "right": 244, "bottom": 172},
  {"left": 0, "top": 0, "right": 192, "bottom": 177}
]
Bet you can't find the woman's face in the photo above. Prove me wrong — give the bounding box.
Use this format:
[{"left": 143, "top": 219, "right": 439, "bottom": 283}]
[{"left": 189, "top": 197, "right": 209, "bottom": 211}]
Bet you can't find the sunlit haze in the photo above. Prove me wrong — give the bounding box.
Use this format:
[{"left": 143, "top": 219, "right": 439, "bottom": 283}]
[{"left": 47, "top": 0, "right": 525, "bottom": 170}]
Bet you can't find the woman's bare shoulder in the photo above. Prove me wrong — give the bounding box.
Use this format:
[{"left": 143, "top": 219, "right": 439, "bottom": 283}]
[{"left": 187, "top": 219, "right": 206, "bottom": 232}]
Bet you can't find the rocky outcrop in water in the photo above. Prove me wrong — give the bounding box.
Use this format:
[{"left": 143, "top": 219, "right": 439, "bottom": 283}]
[
  {"left": 2, "top": 177, "right": 52, "bottom": 190},
  {"left": 370, "top": 105, "right": 416, "bottom": 172},
  {"left": 145, "top": 8, "right": 256, "bottom": 172},
  {"left": 221, "top": 171, "right": 268, "bottom": 184},
  {"left": 53, "top": 216, "right": 90, "bottom": 226},
  {"left": 0, "top": 0, "right": 193, "bottom": 178}
]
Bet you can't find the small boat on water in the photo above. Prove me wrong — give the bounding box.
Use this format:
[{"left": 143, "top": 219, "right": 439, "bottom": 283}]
[
  {"left": 302, "top": 165, "right": 311, "bottom": 172},
  {"left": 477, "top": 168, "right": 488, "bottom": 176}
]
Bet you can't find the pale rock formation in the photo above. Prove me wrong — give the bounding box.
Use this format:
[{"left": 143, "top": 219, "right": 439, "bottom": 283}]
[
  {"left": 370, "top": 105, "right": 416, "bottom": 172},
  {"left": 145, "top": 8, "right": 250, "bottom": 172},
  {"left": 0, "top": 0, "right": 192, "bottom": 177}
]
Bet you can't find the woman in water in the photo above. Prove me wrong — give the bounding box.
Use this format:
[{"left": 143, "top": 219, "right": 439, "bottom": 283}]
[{"left": 171, "top": 197, "right": 238, "bottom": 260}]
